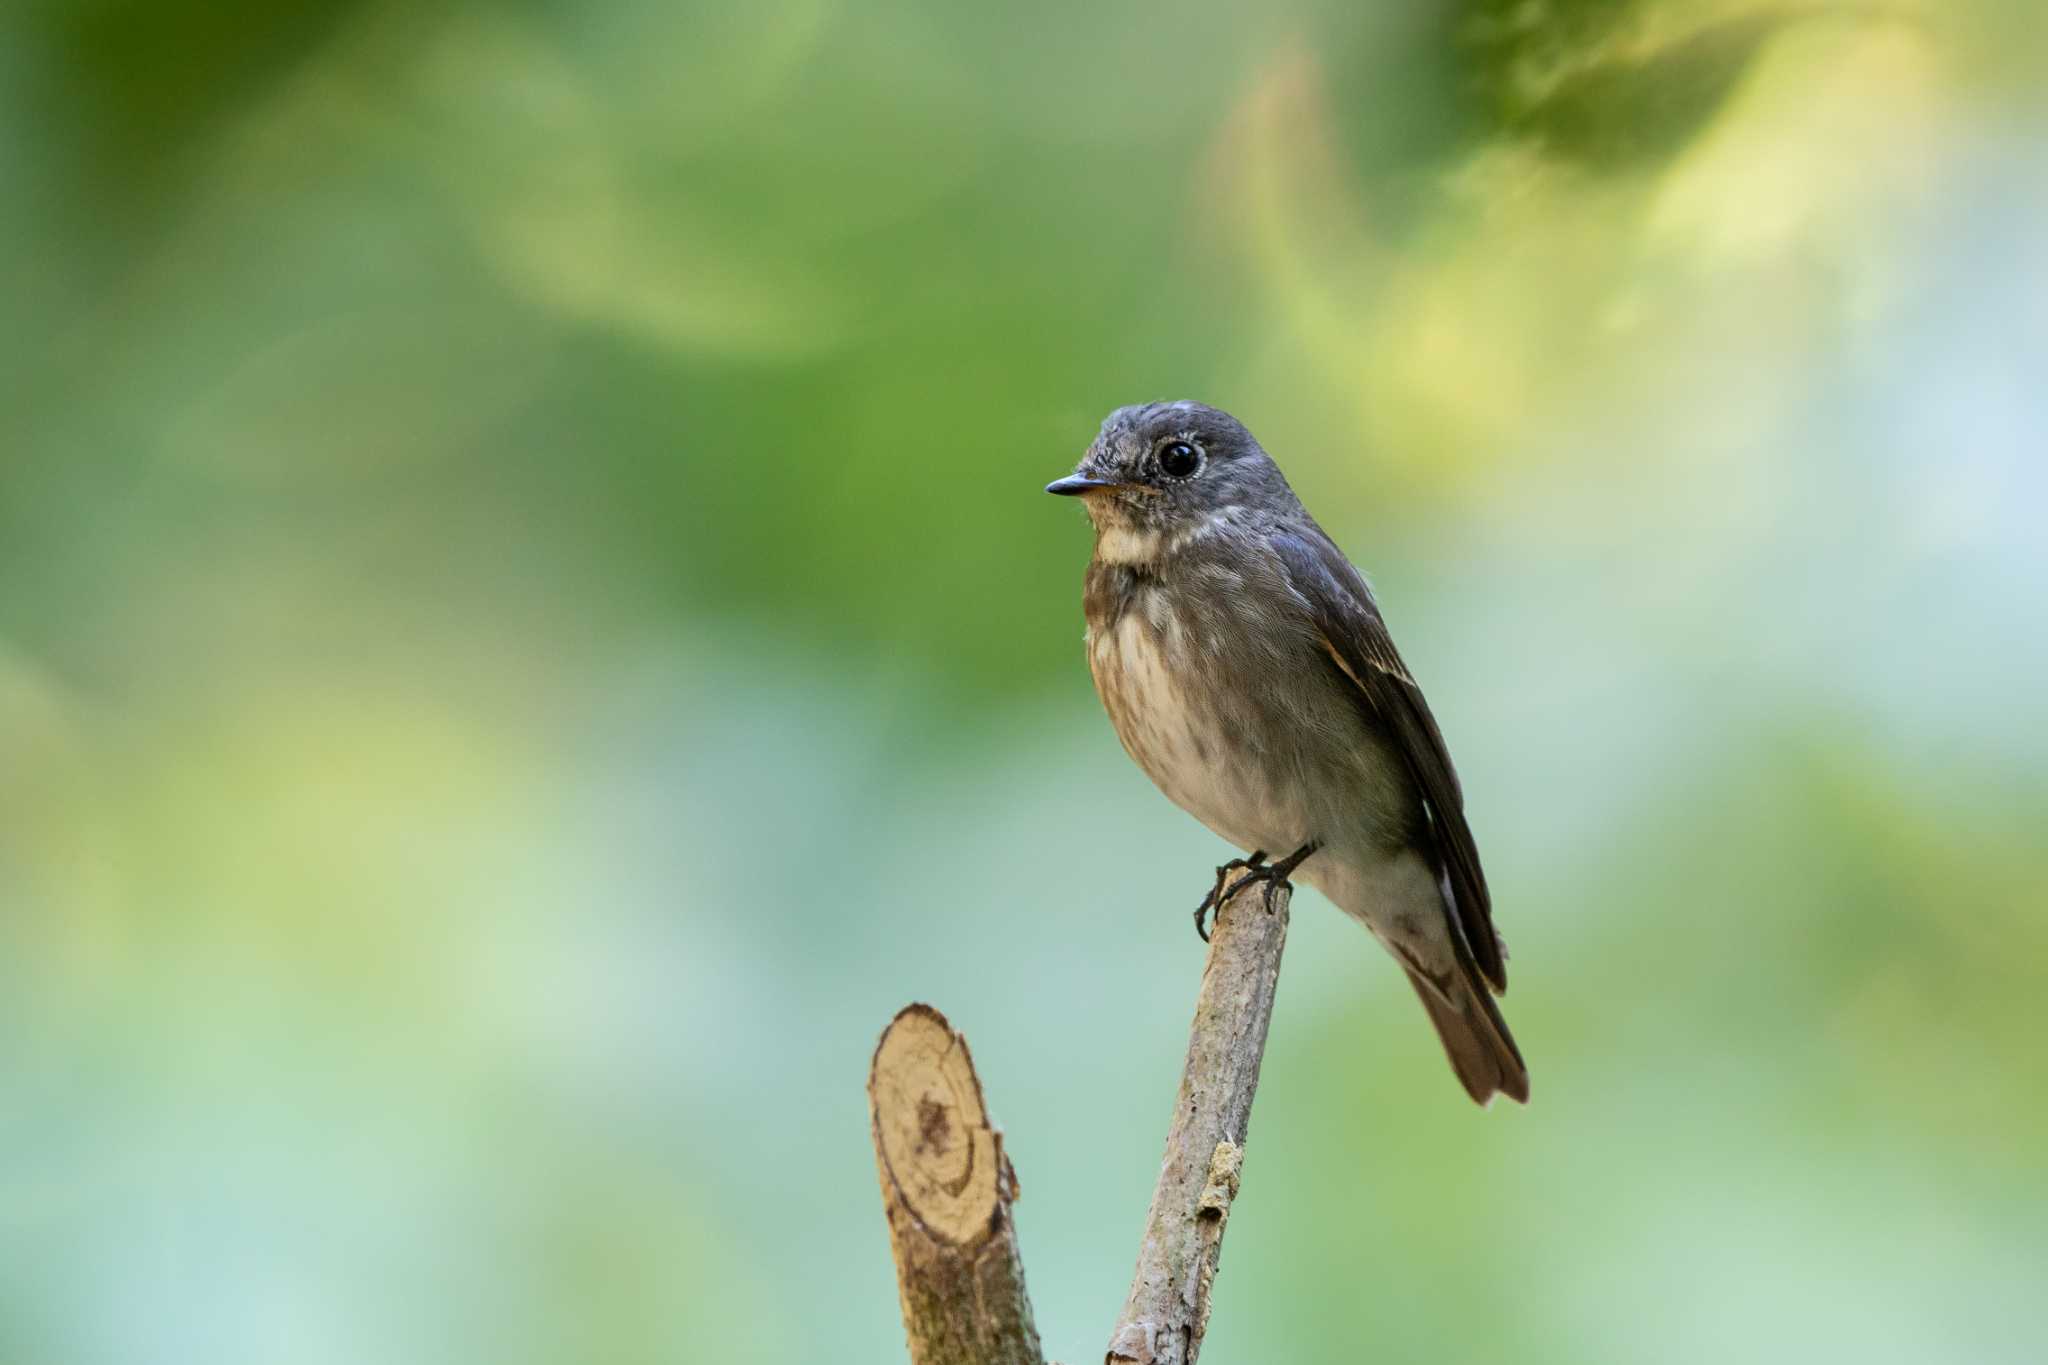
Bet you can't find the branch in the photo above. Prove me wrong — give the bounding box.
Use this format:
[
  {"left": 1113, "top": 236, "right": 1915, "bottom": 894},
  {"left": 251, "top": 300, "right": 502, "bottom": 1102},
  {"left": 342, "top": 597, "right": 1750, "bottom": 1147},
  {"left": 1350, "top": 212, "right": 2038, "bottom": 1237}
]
[
  {"left": 868, "top": 872, "right": 1290, "bottom": 1365},
  {"left": 1106, "top": 877, "right": 1290, "bottom": 1365},
  {"left": 869, "top": 1004, "right": 1044, "bottom": 1365}
]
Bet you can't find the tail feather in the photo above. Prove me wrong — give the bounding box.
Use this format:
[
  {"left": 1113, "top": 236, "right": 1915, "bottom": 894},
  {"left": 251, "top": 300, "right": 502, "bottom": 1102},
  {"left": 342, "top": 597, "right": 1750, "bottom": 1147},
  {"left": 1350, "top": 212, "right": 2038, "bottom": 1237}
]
[{"left": 1403, "top": 959, "right": 1529, "bottom": 1107}]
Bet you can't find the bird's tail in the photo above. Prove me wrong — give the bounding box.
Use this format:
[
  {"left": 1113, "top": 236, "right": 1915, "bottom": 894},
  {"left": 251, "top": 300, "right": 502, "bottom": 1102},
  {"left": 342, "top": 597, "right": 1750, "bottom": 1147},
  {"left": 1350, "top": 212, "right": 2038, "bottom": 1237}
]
[{"left": 1403, "top": 953, "right": 1529, "bottom": 1107}]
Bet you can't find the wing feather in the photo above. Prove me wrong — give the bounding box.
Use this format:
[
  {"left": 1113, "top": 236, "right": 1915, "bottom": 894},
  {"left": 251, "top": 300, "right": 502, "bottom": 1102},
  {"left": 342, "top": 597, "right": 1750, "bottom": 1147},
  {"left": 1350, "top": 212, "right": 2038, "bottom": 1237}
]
[{"left": 1271, "top": 529, "right": 1506, "bottom": 991}]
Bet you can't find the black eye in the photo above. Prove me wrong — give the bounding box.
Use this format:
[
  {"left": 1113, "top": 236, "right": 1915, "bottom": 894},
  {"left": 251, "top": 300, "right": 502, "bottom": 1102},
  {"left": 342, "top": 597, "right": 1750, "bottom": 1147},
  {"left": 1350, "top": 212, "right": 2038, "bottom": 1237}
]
[{"left": 1158, "top": 440, "right": 1201, "bottom": 478}]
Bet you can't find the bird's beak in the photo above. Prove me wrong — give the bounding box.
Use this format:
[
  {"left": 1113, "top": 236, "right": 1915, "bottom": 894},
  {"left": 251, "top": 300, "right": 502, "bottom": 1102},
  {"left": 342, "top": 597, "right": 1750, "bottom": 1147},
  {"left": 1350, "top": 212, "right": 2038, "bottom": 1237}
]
[{"left": 1046, "top": 475, "right": 1114, "bottom": 496}]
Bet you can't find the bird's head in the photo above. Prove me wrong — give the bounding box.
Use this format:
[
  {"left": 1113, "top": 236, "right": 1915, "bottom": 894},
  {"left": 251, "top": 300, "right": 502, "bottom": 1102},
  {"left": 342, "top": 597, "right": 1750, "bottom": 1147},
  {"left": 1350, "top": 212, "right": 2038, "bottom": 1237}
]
[{"left": 1047, "top": 402, "right": 1294, "bottom": 561}]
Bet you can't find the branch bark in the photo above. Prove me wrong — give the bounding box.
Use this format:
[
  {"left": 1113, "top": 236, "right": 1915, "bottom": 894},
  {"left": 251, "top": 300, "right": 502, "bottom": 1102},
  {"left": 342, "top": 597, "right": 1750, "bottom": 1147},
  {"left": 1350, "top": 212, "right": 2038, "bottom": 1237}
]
[
  {"left": 869, "top": 1003, "right": 1044, "bottom": 1365},
  {"left": 1106, "top": 877, "right": 1290, "bottom": 1365},
  {"left": 868, "top": 872, "right": 1289, "bottom": 1365}
]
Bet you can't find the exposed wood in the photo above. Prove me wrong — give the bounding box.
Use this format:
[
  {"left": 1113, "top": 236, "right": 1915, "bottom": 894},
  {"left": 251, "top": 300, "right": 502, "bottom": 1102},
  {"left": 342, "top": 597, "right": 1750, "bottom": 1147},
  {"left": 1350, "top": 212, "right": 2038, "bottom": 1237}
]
[
  {"left": 1106, "top": 872, "right": 1291, "bottom": 1365},
  {"left": 869, "top": 1003, "right": 1044, "bottom": 1365},
  {"left": 868, "top": 866, "right": 1293, "bottom": 1363}
]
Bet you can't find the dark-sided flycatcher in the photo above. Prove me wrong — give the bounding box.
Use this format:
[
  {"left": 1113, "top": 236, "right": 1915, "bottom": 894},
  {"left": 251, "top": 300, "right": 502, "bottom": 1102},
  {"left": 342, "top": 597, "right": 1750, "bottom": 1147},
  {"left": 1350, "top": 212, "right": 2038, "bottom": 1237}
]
[{"left": 1048, "top": 401, "right": 1527, "bottom": 1105}]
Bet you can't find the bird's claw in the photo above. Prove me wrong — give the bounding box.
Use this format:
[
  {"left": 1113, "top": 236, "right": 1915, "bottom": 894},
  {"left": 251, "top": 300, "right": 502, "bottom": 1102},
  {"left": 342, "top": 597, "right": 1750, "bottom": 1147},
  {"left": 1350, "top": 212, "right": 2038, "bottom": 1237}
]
[
  {"left": 1191, "top": 843, "right": 1321, "bottom": 942},
  {"left": 1193, "top": 850, "right": 1267, "bottom": 942}
]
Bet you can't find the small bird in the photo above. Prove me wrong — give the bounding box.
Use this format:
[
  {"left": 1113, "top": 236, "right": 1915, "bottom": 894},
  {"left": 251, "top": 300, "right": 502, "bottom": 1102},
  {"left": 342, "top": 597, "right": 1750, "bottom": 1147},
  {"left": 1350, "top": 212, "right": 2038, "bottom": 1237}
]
[{"left": 1048, "top": 401, "right": 1527, "bottom": 1105}]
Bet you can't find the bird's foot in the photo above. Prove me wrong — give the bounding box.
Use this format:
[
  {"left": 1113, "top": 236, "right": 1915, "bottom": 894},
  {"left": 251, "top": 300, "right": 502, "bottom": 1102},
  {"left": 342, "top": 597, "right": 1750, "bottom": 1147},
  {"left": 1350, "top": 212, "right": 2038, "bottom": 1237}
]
[
  {"left": 1192, "top": 842, "right": 1319, "bottom": 942},
  {"left": 1194, "top": 851, "right": 1265, "bottom": 942}
]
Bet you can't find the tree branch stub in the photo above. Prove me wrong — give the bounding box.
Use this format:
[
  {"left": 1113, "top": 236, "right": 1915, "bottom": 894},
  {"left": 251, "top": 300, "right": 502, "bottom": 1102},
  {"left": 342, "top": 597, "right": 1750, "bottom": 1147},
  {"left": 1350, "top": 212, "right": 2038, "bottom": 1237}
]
[
  {"left": 869, "top": 1003, "right": 1044, "bottom": 1365},
  {"left": 868, "top": 867, "right": 1294, "bottom": 1365}
]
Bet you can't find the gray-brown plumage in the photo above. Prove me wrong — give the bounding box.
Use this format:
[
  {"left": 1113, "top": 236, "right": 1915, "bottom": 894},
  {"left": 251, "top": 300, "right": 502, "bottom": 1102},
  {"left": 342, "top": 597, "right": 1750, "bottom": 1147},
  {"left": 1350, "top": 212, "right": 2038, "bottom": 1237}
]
[{"left": 1049, "top": 401, "right": 1527, "bottom": 1105}]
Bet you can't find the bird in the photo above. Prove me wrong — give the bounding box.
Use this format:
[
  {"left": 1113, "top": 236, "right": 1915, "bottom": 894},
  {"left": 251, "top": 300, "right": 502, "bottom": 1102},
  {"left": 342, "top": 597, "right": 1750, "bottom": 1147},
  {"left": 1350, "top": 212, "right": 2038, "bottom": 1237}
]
[{"left": 1047, "top": 401, "right": 1527, "bottom": 1105}]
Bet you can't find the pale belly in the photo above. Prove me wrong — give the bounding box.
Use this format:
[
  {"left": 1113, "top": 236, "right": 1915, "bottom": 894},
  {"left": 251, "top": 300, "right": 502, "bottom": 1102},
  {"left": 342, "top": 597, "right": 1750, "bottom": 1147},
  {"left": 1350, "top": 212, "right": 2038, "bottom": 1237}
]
[
  {"left": 1085, "top": 587, "right": 1450, "bottom": 960},
  {"left": 1087, "top": 605, "right": 1310, "bottom": 856}
]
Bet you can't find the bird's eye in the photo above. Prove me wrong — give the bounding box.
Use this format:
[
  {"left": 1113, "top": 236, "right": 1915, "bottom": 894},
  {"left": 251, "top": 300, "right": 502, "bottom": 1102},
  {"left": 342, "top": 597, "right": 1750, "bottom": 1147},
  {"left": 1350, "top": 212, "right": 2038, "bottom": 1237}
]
[{"left": 1158, "top": 441, "right": 1201, "bottom": 479}]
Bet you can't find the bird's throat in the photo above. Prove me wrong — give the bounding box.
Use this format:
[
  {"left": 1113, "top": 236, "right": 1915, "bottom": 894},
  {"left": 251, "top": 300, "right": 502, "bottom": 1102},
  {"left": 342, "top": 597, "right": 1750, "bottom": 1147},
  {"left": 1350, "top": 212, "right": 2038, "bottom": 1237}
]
[{"left": 1092, "top": 521, "right": 1164, "bottom": 566}]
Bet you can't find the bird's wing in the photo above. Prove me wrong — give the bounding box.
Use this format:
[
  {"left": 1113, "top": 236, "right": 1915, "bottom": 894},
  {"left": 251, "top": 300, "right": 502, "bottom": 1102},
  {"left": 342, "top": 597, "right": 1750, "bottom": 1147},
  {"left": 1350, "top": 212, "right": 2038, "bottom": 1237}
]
[{"left": 1270, "top": 528, "right": 1505, "bottom": 992}]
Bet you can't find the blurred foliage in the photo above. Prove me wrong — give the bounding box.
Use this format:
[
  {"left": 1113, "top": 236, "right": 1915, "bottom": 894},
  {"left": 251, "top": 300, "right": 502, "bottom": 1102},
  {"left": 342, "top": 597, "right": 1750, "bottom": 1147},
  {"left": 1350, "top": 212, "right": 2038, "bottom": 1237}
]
[{"left": 2, "top": 0, "right": 2044, "bottom": 1362}]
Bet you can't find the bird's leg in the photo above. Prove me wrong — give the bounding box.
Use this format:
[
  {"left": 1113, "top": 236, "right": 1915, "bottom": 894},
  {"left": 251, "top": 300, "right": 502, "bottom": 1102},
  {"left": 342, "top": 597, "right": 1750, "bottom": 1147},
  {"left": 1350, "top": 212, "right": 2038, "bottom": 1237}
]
[
  {"left": 1215, "top": 840, "right": 1320, "bottom": 924},
  {"left": 1193, "top": 850, "right": 1266, "bottom": 943}
]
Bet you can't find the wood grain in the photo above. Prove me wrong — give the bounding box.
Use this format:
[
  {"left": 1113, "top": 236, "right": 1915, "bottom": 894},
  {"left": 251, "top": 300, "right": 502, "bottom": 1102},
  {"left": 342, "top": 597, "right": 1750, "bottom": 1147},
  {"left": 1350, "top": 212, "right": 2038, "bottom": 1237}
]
[{"left": 870, "top": 1003, "right": 1044, "bottom": 1365}]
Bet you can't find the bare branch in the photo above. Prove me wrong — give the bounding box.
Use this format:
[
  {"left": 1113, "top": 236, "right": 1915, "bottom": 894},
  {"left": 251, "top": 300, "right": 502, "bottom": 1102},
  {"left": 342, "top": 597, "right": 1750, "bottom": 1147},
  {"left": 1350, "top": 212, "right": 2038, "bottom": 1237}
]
[
  {"left": 1107, "top": 876, "right": 1291, "bottom": 1365},
  {"left": 869, "top": 1003, "right": 1045, "bottom": 1365},
  {"left": 868, "top": 870, "right": 1292, "bottom": 1364}
]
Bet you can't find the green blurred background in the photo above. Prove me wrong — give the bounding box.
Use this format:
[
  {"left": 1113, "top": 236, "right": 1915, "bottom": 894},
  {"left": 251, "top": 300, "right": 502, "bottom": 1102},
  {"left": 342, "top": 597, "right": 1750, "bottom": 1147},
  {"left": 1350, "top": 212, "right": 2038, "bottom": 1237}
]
[{"left": 3, "top": 0, "right": 2044, "bottom": 1361}]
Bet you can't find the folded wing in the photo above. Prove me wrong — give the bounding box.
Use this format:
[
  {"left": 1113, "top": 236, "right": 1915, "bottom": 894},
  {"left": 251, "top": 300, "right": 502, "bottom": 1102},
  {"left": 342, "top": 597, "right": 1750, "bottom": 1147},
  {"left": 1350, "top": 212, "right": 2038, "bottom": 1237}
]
[{"left": 1270, "top": 529, "right": 1506, "bottom": 992}]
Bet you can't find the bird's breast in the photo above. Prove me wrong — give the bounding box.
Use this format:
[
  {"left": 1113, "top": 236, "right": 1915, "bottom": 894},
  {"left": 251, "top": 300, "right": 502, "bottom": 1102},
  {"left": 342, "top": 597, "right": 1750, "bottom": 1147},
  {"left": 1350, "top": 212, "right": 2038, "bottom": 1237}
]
[{"left": 1086, "top": 583, "right": 1294, "bottom": 852}]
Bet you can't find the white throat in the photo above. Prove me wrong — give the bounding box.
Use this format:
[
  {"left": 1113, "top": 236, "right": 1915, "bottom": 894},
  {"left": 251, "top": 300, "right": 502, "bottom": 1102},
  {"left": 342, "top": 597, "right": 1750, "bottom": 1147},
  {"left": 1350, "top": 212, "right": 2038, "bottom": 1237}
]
[{"left": 1093, "top": 522, "right": 1163, "bottom": 565}]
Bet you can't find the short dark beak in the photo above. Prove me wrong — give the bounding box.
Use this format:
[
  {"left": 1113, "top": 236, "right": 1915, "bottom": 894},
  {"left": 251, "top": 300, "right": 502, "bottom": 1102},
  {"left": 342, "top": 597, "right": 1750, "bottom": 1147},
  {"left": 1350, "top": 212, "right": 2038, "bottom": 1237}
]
[{"left": 1046, "top": 475, "right": 1112, "bottom": 496}]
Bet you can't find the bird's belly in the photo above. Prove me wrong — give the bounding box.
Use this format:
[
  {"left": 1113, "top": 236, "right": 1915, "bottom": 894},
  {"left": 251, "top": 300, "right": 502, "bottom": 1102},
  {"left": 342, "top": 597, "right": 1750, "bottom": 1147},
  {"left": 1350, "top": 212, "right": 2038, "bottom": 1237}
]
[{"left": 1089, "top": 608, "right": 1307, "bottom": 854}]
